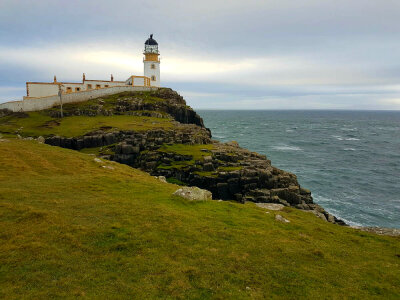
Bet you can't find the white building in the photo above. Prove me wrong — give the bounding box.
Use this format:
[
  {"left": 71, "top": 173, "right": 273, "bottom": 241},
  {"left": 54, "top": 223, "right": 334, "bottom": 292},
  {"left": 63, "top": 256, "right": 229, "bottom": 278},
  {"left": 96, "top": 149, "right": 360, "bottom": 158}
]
[{"left": 24, "top": 34, "right": 161, "bottom": 99}]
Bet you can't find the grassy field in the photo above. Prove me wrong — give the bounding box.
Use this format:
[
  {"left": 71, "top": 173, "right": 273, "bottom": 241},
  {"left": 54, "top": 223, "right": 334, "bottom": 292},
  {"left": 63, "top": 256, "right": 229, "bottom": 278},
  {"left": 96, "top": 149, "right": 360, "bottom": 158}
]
[
  {"left": 0, "top": 112, "right": 173, "bottom": 138},
  {"left": 0, "top": 138, "right": 399, "bottom": 299}
]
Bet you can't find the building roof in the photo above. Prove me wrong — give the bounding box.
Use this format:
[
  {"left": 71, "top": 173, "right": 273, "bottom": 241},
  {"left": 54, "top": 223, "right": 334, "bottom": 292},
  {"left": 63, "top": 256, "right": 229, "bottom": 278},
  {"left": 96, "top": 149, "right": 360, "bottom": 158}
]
[{"left": 145, "top": 34, "right": 158, "bottom": 46}]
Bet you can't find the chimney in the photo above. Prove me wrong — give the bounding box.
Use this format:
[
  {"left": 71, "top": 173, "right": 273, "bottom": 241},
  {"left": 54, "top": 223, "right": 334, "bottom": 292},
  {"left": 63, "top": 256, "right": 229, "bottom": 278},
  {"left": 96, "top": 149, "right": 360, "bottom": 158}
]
[
  {"left": 111, "top": 74, "right": 114, "bottom": 82},
  {"left": 54, "top": 75, "right": 57, "bottom": 83},
  {"left": 83, "top": 73, "right": 86, "bottom": 81}
]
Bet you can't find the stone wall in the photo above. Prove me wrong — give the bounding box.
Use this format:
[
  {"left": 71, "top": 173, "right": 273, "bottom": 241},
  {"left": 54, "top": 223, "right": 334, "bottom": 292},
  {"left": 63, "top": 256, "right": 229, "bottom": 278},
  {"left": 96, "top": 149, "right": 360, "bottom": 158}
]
[{"left": 0, "top": 86, "right": 158, "bottom": 112}]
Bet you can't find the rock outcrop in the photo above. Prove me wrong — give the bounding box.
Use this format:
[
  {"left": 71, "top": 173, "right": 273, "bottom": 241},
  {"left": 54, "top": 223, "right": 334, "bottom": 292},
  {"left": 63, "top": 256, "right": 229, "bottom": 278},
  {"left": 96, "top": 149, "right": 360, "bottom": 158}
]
[
  {"left": 42, "top": 89, "right": 345, "bottom": 225},
  {"left": 136, "top": 140, "right": 344, "bottom": 225},
  {"left": 45, "top": 125, "right": 211, "bottom": 152},
  {"left": 48, "top": 88, "right": 207, "bottom": 129},
  {"left": 173, "top": 187, "right": 212, "bottom": 201}
]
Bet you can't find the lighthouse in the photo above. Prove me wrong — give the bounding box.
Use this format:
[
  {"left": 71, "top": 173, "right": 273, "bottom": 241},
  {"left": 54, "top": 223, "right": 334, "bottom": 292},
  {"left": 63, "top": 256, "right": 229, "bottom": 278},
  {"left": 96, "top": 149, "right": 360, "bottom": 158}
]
[{"left": 144, "top": 34, "right": 160, "bottom": 87}]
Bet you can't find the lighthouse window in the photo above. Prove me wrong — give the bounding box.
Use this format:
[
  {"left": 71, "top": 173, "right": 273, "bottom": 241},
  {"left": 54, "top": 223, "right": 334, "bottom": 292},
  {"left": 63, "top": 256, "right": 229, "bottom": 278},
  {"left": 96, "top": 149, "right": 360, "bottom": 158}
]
[
  {"left": 151, "top": 64, "right": 156, "bottom": 69},
  {"left": 75, "top": 87, "right": 80, "bottom": 92},
  {"left": 151, "top": 76, "right": 156, "bottom": 81}
]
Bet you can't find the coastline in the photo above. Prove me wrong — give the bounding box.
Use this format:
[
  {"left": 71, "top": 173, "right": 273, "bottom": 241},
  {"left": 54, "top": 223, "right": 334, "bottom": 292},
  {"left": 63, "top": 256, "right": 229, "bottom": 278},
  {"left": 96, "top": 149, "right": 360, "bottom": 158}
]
[{"left": 199, "top": 109, "right": 400, "bottom": 229}]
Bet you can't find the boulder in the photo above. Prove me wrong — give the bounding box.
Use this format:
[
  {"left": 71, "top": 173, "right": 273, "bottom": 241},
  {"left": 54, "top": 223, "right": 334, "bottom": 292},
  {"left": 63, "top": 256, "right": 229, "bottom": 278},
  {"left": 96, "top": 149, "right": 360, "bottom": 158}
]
[
  {"left": 203, "top": 156, "right": 213, "bottom": 163},
  {"left": 307, "top": 210, "right": 328, "bottom": 222},
  {"left": 275, "top": 214, "right": 290, "bottom": 223},
  {"left": 173, "top": 187, "right": 212, "bottom": 201},
  {"left": 325, "top": 213, "right": 335, "bottom": 223}
]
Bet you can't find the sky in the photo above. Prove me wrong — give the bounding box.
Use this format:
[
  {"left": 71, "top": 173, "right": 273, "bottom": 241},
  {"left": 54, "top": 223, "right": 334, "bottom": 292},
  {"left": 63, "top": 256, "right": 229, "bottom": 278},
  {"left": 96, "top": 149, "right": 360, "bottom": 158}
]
[{"left": 0, "top": 0, "right": 400, "bottom": 109}]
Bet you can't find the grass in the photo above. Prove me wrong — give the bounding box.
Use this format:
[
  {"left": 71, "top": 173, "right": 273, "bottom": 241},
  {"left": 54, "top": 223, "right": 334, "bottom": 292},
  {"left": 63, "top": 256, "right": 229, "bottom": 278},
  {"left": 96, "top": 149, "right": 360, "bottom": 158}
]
[
  {"left": 166, "top": 177, "right": 187, "bottom": 186},
  {"left": 79, "top": 144, "right": 116, "bottom": 156},
  {"left": 0, "top": 112, "right": 173, "bottom": 138},
  {"left": 48, "top": 91, "right": 165, "bottom": 111},
  {"left": 157, "top": 160, "right": 196, "bottom": 170},
  {"left": 0, "top": 138, "right": 399, "bottom": 299},
  {"left": 156, "top": 144, "right": 215, "bottom": 171},
  {"left": 157, "top": 143, "right": 214, "bottom": 160},
  {"left": 0, "top": 91, "right": 177, "bottom": 138}
]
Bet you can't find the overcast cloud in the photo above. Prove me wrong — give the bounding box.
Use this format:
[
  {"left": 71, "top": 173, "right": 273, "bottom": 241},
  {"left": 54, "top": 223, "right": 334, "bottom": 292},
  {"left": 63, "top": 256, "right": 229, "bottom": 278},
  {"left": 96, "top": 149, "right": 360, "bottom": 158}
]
[{"left": 0, "top": 0, "right": 399, "bottom": 109}]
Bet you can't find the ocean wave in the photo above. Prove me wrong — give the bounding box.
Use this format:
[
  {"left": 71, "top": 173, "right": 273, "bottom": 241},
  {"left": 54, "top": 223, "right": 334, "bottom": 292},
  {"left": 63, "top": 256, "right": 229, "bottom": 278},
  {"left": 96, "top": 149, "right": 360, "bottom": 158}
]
[
  {"left": 341, "top": 127, "right": 358, "bottom": 131},
  {"left": 332, "top": 135, "right": 360, "bottom": 141},
  {"left": 345, "top": 137, "right": 360, "bottom": 141},
  {"left": 286, "top": 129, "right": 294, "bottom": 132},
  {"left": 313, "top": 196, "right": 364, "bottom": 226},
  {"left": 332, "top": 135, "right": 343, "bottom": 140},
  {"left": 272, "top": 145, "right": 302, "bottom": 151},
  {"left": 343, "top": 148, "right": 356, "bottom": 151},
  {"left": 335, "top": 216, "right": 363, "bottom": 227}
]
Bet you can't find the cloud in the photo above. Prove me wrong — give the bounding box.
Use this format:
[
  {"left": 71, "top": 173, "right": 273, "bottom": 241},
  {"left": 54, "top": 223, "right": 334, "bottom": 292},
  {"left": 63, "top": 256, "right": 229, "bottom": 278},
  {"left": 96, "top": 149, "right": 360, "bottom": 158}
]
[
  {"left": 0, "top": 1, "right": 400, "bottom": 109},
  {"left": 0, "top": 86, "right": 26, "bottom": 102}
]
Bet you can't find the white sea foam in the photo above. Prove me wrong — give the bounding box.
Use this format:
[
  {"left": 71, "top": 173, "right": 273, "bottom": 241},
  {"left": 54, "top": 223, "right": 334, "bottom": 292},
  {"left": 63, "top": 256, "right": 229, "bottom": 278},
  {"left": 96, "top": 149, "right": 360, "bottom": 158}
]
[
  {"left": 345, "top": 138, "right": 360, "bottom": 141},
  {"left": 286, "top": 129, "right": 294, "bottom": 132},
  {"left": 341, "top": 127, "right": 358, "bottom": 131},
  {"left": 313, "top": 195, "right": 364, "bottom": 226},
  {"left": 332, "top": 135, "right": 360, "bottom": 141},
  {"left": 343, "top": 148, "right": 356, "bottom": 151},
  {"left": 332, "top": 135, "right": 344, "bottom": 140},
  {"left": 272, "top": 145, "right": 302, "bottom": 151}
]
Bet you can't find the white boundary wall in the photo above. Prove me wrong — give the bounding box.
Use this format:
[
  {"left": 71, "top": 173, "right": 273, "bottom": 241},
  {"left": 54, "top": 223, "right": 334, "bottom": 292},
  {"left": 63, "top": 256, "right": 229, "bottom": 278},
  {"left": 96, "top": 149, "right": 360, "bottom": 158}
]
[{"left": 0, "top": 86, "right": 157, "bottom": 112}]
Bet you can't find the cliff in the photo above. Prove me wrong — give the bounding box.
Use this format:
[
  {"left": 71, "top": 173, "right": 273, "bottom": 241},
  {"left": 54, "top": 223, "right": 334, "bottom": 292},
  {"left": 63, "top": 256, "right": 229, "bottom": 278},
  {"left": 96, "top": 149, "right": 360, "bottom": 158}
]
[{"left": 1, "top": 88, "right": 343, "bottom": 224}]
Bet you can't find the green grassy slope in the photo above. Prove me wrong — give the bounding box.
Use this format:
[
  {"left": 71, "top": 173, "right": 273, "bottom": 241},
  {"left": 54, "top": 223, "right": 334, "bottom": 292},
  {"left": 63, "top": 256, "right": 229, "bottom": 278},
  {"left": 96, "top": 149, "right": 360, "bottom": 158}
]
[
  {"left": 0, "top": 139, "right": 399, "bottom": 299},
  {"left": 0, "top": 112, "right": 173, "bottom": 138}
]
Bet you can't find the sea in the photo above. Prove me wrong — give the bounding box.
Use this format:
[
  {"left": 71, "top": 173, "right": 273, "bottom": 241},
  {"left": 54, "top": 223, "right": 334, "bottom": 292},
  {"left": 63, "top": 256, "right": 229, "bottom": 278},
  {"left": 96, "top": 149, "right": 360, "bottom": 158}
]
[{"left": 198, "top": 110, "right": 400, "bottom": 228}]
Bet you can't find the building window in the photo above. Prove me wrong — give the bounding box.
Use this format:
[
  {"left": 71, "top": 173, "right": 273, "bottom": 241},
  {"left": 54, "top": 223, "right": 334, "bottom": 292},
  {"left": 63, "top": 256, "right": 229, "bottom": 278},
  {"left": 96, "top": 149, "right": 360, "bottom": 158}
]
[
  {"left": 151, "top": 75, "right": 156, "bottom": 81},
  {"left": 75, "top": 87, "right": 80, "bottom": 92},
  {"left": 105, "top": 85, "right": 109, "bottom": 88},
  {"left": 96, "top": 84, "right": 101, "bottom": 89},
  {"left": 151, "top": 64, "right": 156, "bottom": 69},
  {"left": 66, "top": 87, "right": 72, "bottom": 93},
  {"left": 87, "top": 84, "right": 92, "bottom": 90}
]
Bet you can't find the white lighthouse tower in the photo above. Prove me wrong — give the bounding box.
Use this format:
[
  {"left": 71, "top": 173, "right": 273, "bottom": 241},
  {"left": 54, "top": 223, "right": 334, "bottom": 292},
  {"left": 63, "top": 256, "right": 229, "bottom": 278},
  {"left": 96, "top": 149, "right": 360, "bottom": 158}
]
[{"left": 143, "top": 34, "right": 160, "bottom": 87}]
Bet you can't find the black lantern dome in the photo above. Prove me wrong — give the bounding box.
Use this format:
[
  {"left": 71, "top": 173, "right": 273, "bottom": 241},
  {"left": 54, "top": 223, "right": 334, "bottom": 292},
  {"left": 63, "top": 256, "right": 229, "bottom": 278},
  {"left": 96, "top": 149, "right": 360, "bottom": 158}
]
[
  {"left": 145, "top": 34, "right": 158, "bottom": 46},
  {"left": 144, "top": 34, "right": 159, "bottom": 54}
]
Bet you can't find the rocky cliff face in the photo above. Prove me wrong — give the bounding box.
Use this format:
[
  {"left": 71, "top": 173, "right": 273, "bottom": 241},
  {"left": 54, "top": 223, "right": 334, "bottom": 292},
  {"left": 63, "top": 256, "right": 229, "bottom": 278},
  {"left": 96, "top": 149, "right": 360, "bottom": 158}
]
[{"left": 44, "top": 88, "right": 345, "bottom": 225}]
